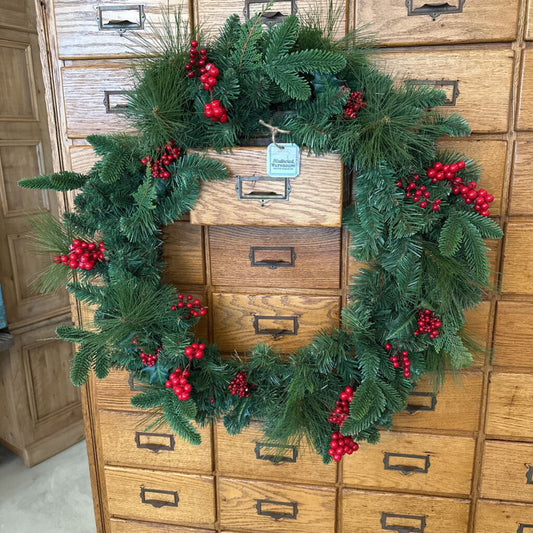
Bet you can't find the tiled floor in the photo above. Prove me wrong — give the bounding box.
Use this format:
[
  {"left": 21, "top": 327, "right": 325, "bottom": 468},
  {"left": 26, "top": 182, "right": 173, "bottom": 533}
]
[{"left": 0, "top": 441, "right": 96, "bottom": 532}]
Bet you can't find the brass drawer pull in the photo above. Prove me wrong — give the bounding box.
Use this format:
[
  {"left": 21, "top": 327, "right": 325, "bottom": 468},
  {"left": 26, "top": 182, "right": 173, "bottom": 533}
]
[
  {"left": 103, "top": 90, "right": 129, "bottom": 114},
  {"left": 406, "top": 80, "right": 460, "bottom": 106},
  {"left": 96, "top": 5, "right": 146, "bottom": 32},
  {"left": 383, "top": 452, "right": 430, "bottom": 475},
  {"left": 526, "top": 465, "right": 533, "bottom": 484},
  {"left": 405, "top": 0, "right": 465, "bottom": 19},
  {"left": 140, "top": 487, "right": 179, "bottom": 508},
  {"left": 249, "top": 246, "right": 296, "bottom": 269},
  {"left": 518, "top": 525, "right": 533, "bottom": 533},
  {"left": 254, "top": 441, "right": 299, "bottom": 463},
  {"left": 405, "top": 391, "right": 437, "bottom": 414},
  {"left": 135, "top": 431, "right": 175, "bottom": 453},
  {"left": 256, "top": 499, "right": 298, "bottom": 520},
  {"left": 235, "top": 176, "right": 292, "bottom": 206},
  {"left": 253, "top": 315, "right": 299, "bottom": 339},
  {"left": 244, "top": 0, "right": 297, "bottom": 23},
  {"left": 380, "top": 512, "right": 426, "bottom": 533}
]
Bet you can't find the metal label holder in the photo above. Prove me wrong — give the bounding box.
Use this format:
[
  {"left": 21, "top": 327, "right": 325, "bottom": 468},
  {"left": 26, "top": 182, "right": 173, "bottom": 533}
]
[
  {"left": 254, "top": 441, "right": 299, "bottom": 463},
  {"left": 249, "top": 246, "right": 296, "bottom": 269},
  {"left": 253, "top": 315, "right": 299, "bottom": 340},
  {"left": 140, "top": 487, "right": 179, "bottom": 508},
  {"left": 406, "top": 80, "right": 460, "bottom": 106},
  {"left": 405, "top": 0, "right": 466, "bottom": 19},
  {"left": 256, "top": 499, "right": 298, "bottom": 520},
  {"left": 380, "top": 512, "right": 427, "bottom": 533},
  {"left": 244, "top": 0, "right": 297, "bottom": 23},
  {"left": 405, "top": 391, "right": 437, "bottom": 414},
  {"left": 383, "top": 452, "right": 431, "bottom": 475},
  {"left": 96, "top": 5, "right": 146, "bottom": 32},
  {"left": 103, "top": 90, "right": 129, "bottom": 114},
  {"left": 235, "top": 176, "right": 292, "bottom": 206},
  {"left": 135, "top": 432, "right": 176, "bottom": 453}
]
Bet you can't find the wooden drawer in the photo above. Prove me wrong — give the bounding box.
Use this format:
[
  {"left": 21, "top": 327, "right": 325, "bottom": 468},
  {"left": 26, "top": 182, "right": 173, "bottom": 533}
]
[
  {"left": 193, "top": 0, "right": 346, "bottom": 40},
  {"left": 219, "top": 477, "right": 335, "bottom": 533},
  {"left": 162, "top": 222, "right": 205, "bottom": 286},
  {"left": 54, "top": 1, "right": 190, "bottom": 60},
  {"left": 480, "top": 440, "right": 533, "bottom": 503},
  {"left": 62, "top": 61, "right": 135, "bottom": 138},
  {"left": 486, "top": 373, "right": 533, "bottom": 439},
  {"left": 212, "top": 292, "right": 340, "bottom": 353},
  {"left": 104, "top": 466, "right": 215, "bottom": 528},
  {"left": 343, "top": 431, "right": 475, "bottom": 497},
  {"left": 463, "top": 300, "right": 492, "bottom": 356},
  {"left": 511, "top": 141, "right": 533, "bottom": 215},
  {"left": 189, "top": 148, "right": 343, "bottom": 227},
  {"left": 437, "top": 138, "right": 507, "bottom": 217},
  {"left": 69, "top": 145, "right": 101, "bottom": 173},
  {"left": 342, "top": 489, "right": 470, "bottom": 533},
  {"left": 493, "top": 300, "right": 533, "bottom": 368},
  {"left": 110, "top": 517, "right": 214, "bottom": 532},
  {"left": 355, "top": 0, "right": 518, "bottom": 47},
  {"left": 376, "top": 47, "right": 514, "bottom": 133},
  {"left": 392, "top": 371, "right": 483, "bottom": 432},
  {"left": 96, "top": 369, "right": 142, "bottom": 411},
  {"left": 209, "top": 226, "right": 341, "bottom": 289},
  {"left": 475, "top": 500, "right": 533, "bottom": 533},
  {"left": 216, "top": 421, "right": 336, "bottom": 485},
  {"left": 99, "top": 410, "right": 212, "bottom": 474},
  {"left": 502, "top": 221, "right": 533, "bottom": 295},
  {"left": 518, "top": 48, "right": 533, "bottom": 130}
]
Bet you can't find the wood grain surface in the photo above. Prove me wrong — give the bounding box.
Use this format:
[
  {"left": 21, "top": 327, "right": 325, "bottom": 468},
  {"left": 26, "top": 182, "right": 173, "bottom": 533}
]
[
  {"left": 518, "top": 48, "right": 533, "bottom": 130},
  {"left": 110, "top": 517, "right": 214, "bottom": 532},
  {"left": 510, "top": 141, "right": 533, "bottom": 214},
  {"left": 474, "top": 499, "right": 533, "bottom": 533},
  {"left": 502, "top": 222, "right": 533, "bottom": 294}
]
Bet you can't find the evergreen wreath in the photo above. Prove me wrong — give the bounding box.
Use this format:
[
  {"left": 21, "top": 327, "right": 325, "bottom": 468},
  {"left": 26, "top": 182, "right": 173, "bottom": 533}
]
[{"left": 20, "top": 12, "right": 502, "bottom": 463}]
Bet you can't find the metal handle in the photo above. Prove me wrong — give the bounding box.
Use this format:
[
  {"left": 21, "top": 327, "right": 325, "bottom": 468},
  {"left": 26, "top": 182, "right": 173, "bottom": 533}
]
[
  {"left": 518, "top": 524, "right": 533, "bottom": 533},
  {"left": 235, "top": 176, "right": 292, "bottom": 206},
  {"left": 405, "top": 391, "right": 437, "bottom": 414},
  {"left": 249, "top": 246, "right": 296, "bottom": 269},
  {"left": 526, "top": 465, "right": 533, "bottom": 484},
  {"left": 96, "top": 5, "right": 146, "bottom": 31},
  {"left": 128, "top": 373, "right": 146, "bottom": 392},
  {"left": 253, "top": 315, "right": 299, "bottom": 340},
  {"left": 383, "top": 452, "right": 430, "bottom": 475},
  {"left": 103, "top": 90, "right": 129, "bottom": 114},
  {"left": 254, "top": 441, "right": 299, "bottom": 463},
  {"left": 406, "top": 80, "right": 460, "bottom": 106},
  {"left": 140, "top": 487, "right": 179, "bottom": 508},
  {"left": 405, "top": 0, "right": 465, "bottom": 19},
  {"left": 244, "top": 0, "right": 297, "bottom": 23},
  {"left": 256, "top": 499, "right": 298, "bottom": 520},
  {"left": 381, "top": 513, "right": 426, "bottom": 533},
  {"left": 135, "top": 432, "right": 175, "bottom": 453}
]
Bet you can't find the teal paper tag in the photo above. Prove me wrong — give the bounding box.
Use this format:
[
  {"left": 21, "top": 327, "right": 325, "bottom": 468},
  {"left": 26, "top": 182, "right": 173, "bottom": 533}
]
[{"left": 267, "top": 143, "right": 300, "bottom": 178}]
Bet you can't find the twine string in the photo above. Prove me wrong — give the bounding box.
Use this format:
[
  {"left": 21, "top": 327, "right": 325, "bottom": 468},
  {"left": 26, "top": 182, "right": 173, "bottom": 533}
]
[{"left": 258, "top": 119, "right": 290, "bottom": 149}]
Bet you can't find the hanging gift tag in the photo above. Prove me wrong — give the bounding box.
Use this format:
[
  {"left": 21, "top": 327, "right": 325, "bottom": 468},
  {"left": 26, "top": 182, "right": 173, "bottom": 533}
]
[{"left": 267, "top": 143, "right": 300, "bottom": 178}]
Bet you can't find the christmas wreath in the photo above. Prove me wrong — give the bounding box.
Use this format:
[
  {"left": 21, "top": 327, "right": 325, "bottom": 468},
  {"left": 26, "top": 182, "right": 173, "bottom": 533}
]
[{"left": 20, "top": 12, "right": 502, "bottom": 463}]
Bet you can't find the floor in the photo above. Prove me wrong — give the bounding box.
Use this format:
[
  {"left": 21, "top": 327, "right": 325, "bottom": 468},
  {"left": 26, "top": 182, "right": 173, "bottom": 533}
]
[{"left": 0, "top": 441, "right": 96, "bottom": 532}]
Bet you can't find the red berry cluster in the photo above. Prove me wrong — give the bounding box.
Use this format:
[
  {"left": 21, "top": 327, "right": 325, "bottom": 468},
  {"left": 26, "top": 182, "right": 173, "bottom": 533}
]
[
  {"left": 200, "top": 64, "right": 220, "bottom": 91},
  {"left": 54, "top": 239, "right": 105, "bottom": 270},
  {"left": 414, "top": 309, "right": 441, "bottom": 339},
  {"left": 426, "top": 160, "right": 465, "bottom": 183},
  {"left": 171, "top": 294, "right": 207, "bottom": 320},
  {"left": 184, "top": 342, "right": 205, "bottom": 360},
  {"left": 165, "top": 367, "right": 192, "bottom": 401},
  {"left": 228, "top": 371, "right": 251, "bottom": 398},
  {"left": 342, "top": 87, "right": 366, "bottom": 119},
  {"left": 384, "top": 343, "right": 411, "bottom": 378},
  {"left": 185, "top": 40, "right": 207, "bottom": 78},
  {"left": 328, "top": 431, "right": 359, "bottom": 462},
  {"left": 328, "top": 386, "right": 354, "bottom": 425},
  {"left": 140, "top": 141, "right": 181, "bottom": 180},
  {"left": 398, "top": 174, "right": 442, "bottom": 211},
  {"left": 204, "top": 100, "right": 228, "bottom": 123},
  {"left": 140, "top": 347, "right": 160, "bottom": 367}
]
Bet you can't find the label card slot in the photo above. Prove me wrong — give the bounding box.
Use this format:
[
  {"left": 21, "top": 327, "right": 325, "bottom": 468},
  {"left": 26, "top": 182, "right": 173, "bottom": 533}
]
[
  {"left": 135, "top": 432, "right": 175, "bottom": 453},
  {"left": 405, "top": 0, "right": 466, "bottom": 19},
  {"left": 254, "top": 441, "right": 299, "bottom": 463},
  {"left": 381, "top": 512, "right": 426, "bottom": 532},
  {"left": 406, "top": 80, "right": 460, "bottom": 106},
  {"left": 97, "top": 5, "right": 146, "bottom": 31},
  {"left": 235, "top": 176, "right": 292, "bottom": 205},
  {"left": 249, "top": 246, "right": 296, "bottom": 269},
  {"left": 103, "top": 90, "right": 129, "bottom": 114},
  {"left": 244, "top": 0, "right": 297, "bottom": 23},
  {"left": 383, "top": 452, "right": 431, "bottom": 475},
  {"left": 405, "top": 391, "right": 437, "bottom": 414},
  {"left": 139, "top": 487, "right": 179, "bottom": 508},
  {"left": 256, "top": 499, "right": 298, "bottom": 520},
  {"left": 253, "top": 315, "right": 299, "bottom": 339}
]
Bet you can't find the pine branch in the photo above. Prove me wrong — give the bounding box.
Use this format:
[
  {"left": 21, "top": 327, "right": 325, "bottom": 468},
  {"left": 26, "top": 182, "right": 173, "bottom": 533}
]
[{"left": 19, "top": 171, "right": 87, "bottom": 191}]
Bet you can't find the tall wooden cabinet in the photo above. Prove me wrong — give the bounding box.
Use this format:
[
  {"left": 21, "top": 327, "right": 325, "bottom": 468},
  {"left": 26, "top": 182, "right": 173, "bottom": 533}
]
[{"left": 35, "top": 0, "right": 533, "bottom": 531}]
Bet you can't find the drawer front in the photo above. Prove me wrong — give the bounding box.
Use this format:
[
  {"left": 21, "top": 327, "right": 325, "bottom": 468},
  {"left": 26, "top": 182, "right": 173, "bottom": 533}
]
[
  {"left": 189, "top": 149, "right": 343, "bottom": 227},
  {"left": 105, "top": 466, "right": 215, "bottom": 528},
  {"left": 463, "top": 300, "right": 492, "bottom": 358},
  {"left": 437, "top": 138, "right": 507, "bottom": 217},
  {"left": 212, "top": 292, "right": 340, "bottom": 352},
  {"left": 376, "top": 47, "right": 514, "bottom": 133},
  {"left": 502, "top": 222, "right": 533, "bottom": 295},
  {"left": 99, "top": 410, "right": 212, "bottom": 474},
  {"left": 62, "top": 62, "right": 135, "bottom": 138},
  {"left": 54, "top": 1, "right": 190, "bottom": 59},
  {"left": 343, "top": 431, "right": 475, "bottom": 497},
  {"left": 518, "top": 49, "right": 533, "bottom": 130},
  {"left": 194, "top": 0, "right": 346, "bottom": 40},
  {"left": 511, "top": 141, "right": 533, "bottom": 215},
  {"left": 162, "top": 222, "right": 205, "bottom": 286},
  {"left": 110, "top": 517, "right": 214, "bottom": 532},
  {"left": 96, "top": 369, "right": 141, "bottom": 410},
  {"left": 493, "top": 301, "right": 533, "bottom": 368},
  {"left": 355, "top": 0, "right": 518, "bottom": 46},
  {"left": 216, "top": 422, "right": 336, "bottom": 485},
  {"left": 69, "top": 145, "right": 101, "bottom": 173},
  {"left": 480, "top": 440, "right": 533, "bottom": 503},
  {"left": 209, "top": 226, "right": 341, "bottom": 289},
  {"left": 475, "top": 500, "right": 533, "bottom": 533},
  {"left": 219, "top": 478, "right": 335, "bottom": 533},
  {"left": 486, "top": 373, "right": 533, "bottom": 438},
  {"left": 392, "top": 371, "right": 483, "bottom": 432},
  {"left": 342, "top": 489, "right": 470, "bottom": 533}
]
